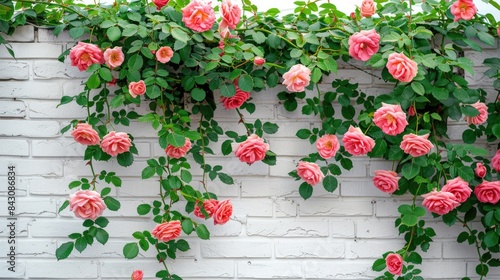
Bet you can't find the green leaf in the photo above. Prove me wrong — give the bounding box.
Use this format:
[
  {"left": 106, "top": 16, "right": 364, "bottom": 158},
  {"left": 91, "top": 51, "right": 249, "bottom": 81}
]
[
  {"left": 492, "top": 123, "right": 500, "bottom": 139},
  {"left": 95, "top": 216, "right": 109, "bottom": 228},
  {"left": 95, "top": 228, "right": 109, "bottom": 245},
  {"left": 407, "top": 252, "right": 422, "bottom": 264},
  {"left": 220, "top": 83, "right": 236, "bottom": 97},
  {"left": 181, "top": 169, "right": 192, "bottom": 183},
  {"left": 477, "top": 31, "right": 495, "bottom": 46},
  {"left": 195, "top": 224, "right": 210, "bottom": 240},
  {"left": 59, "top": 200, "right": 70, "bottom": 213},
  {"left": 142, "top": 166, "right": 156, "bottom": 179},
  {"left": 128, "top": 54, "right": 144, "bottom": 72},
  {"left": 99, "top": 68, "right": 113, "bottom": 82},
  {"left": 401, "top": 214, "right": 418, "bottom": 226},
  {"left": 457, "top": 231, "right": 469, "bottom": 243},
  {"left": 137, "top": 204, "right": 152, "bottom": 215},
  {"left": 69, "top": 27, "right": 85, "bottom": 39},
  {"left": 56, "top": 242, "right": 74, "bottom": 260},
  {"left": 402, "top": 163, "right": 420, "bottom": 179},
  {"left": 218, "top": 172, "right": 234, "bottom": 185},
  {"left": 290, "top": 48, "right": 303, "bottom": 58},
  {"left": 117, "top": 152, "right": 134, "bottom": 167},
  {"left": 299, "top": 182, "right": 313, "bottom": 200},
  {"left": 109, "top": 94, "right": 125, "bottom": 108},
  {"left": 462, "top": 129, "right": 476, "bottom": 144},
  {"left": 411, "top": 82, "right": 425, "bottom": 95},
  {"left": 123, "top": 242, "right": 139, "bottom": 259},
  {"left": 167, "top": 133, "right": 186, "bottom": 148},
  {"left": 296, "top": 129, "right": 311, "bottom": 139},
  {"left": 176, "top": 239, "right": 190, "bottom": 251},
  {"left": 322, "top": 175, "right": 338, "bottom": 192},
  {"left": 86, "top": 73, "right": 101, "bottom": 89},
  {"left": 263, "top": 122, "right": 279, "bottom": 134},
  {"left": 107, "top": 26, "right": 121, "bottom": 42},
  {"left": 484, "top": 231, "right": 499, "bottom": 248},
  {"left": 172, "top": 28, "right": 189, "bottom": 42},
  {"left": 461, "top": 105, "right": 479, "bottom": 117},
  {"left": 182, "top": 219, "right": 194, "bottom": 234},
  {"left": 221, "top": 140, "right": 233, "bottom": 156},
  {"left": 238, "top": 74, "right": 254, "bottom": 92},
  {"left": 372, "top": 258, "right": 386, "bottom": 271},
  {"left": 103, "top": 196, "right": 121, "bottom": 211},
  {"left": 191, "top": 88, "right": 206, "bottom": 102}
]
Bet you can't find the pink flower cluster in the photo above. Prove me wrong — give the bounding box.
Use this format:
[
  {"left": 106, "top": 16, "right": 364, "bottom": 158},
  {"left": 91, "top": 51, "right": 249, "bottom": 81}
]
[
  {"left": 221, "top": 85, "right": 251, "bottom": 110},
  {"left": 450, "top": 0, "right": 477, "bottom": 21},
  {"left": 232, "top": 134, "right": 270, "bottom": 164},
  {"left": 422, "top": 177, "right": 471, "bottom": 215},
  {"left": 219, "top": 0, "right": 241, "bottom": 37},
  {"left": 72, "top": 124, "right": 132, "bottom": 157},
  {"left": 165, "top": 137, "right": 192, "bottom": 159},
  {"left": 70, "top": 42, "right": 127, "bottom": 71},
  {"left": 194, "top": 199, "right": 233, "bottom": 225},
  {"left": 69, "top": 190, "right": 106, "bottom": 220}
]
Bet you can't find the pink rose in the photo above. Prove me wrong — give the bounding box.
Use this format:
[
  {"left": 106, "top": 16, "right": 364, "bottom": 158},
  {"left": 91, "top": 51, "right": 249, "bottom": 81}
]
[
  {"left": 297, "top": 161, "right": 325, "bottom": 186},
  {"left": 386, "top": 52, "right": 418, "bottom": 83},
  {"left": 316, "top": 134, "right": 340, "bottom": 160},
  {"left": 422, "top": 190, "right": 460, "bottom": 215},
  {"left": 492, "top": 150, "right": 500, "bottom": 172},
  {"left": 450, "top": 0, "right": 477, "bottom": 21},
  {"left": 181, "top": 0, "right": 216, "bottom": 32},
  {"left": 220, "top": 0, "right": 241, "bottom": 30},
  {"left": 348, "top": 29, "right": 380, "bottom": 61},
  {"left": 71, "top": 123, "right": 100, "bottom": 146},
  {"left": 69, "top": 42, "right": 104, "bottom": 71},
  {"left": 342, "top": 125, "right": 375, "bottom": 156},
  {"left": 165, "top": 137, "right": 192, "bottom": 159},
  {"left": 372, "top": 170, "right": 400, "bottom": 194},
  {"left": 282, "top": 64, "right": 311, "bottom": 92},
  {"left": 474, "top": 181, "right": 500, "bottom": 204},
  {"left": 129, "top": 80, "right": 146, "bottom": 98},
  {"left": 220, "top": 87, "right": 250, "bottom": 110},
  {"left": 103, "top": 46, "right": 124, "bottom": 69},
  {"left": 373, "top": 103, "right": 408, "bottom": 136},
  {"left": 232, "top": 134, "right": 270, "bottom": 164},
  {"left": 131, "top": 270, "right": 144, "bottom": 280},
  {"left": 441, "top": 177, "right": 471, "bottom": 203},
  {"left": 254, "top": 56, "right": 266, "bottom": 66},
  {"left": 400, "top": 133, "right": 434, "bottom": 157},
  {"left": 194, "top": 199, "right": 219, "bottom": 219},
  {"left": 360, "top": 0, "right": 375, "bottom": 17},
  {"left": 475, "top": 163, "right": 487, "bottom": 178},
  {"left": 213, "top": 199, "right": 232, "bottom": 225},
  {"left": 156, "top": 46, "right": 174, "bottom": 63},
  {"left": 100, "top": 131, "right": 132, "bottom": 156},
  {"left": 151, "top": 220, "right": 182, "bottom": 242},
  {"left": 408, "top": 105, "right": 416, "bottom": 117},
  {"left": 464, "top": 101, "right": 488, "bottom": 125},
  {"left": 385, "top": 253, "right": 403, "bottom": 275},
  {"left": 153, "top": 0, "right": 169, "bottom": 10},
  {"left": 69, "top": 190, "right": 106, "bottom": 220}
]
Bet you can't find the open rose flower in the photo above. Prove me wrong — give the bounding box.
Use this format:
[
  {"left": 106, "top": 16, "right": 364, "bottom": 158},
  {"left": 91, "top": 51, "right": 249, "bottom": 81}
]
[
  {"left": 297, "top": 161, "right": 325, "bottom": 186},
  {"left": 316, "top": 134, "right": 340, "bottom": 160},
  {"left": 153, "top": 0, "right": 169, "bottom": 10},
  {"left": 441, "top": 177, "right": 471, "bottom": 203},
  {"left": 464, "top": 101, "right": 488, "bottom": 125},
  {"left": 71, "top": 123, "right": 100, "bottom": 145},
  {"left": 69, "top": 42, "right": 104, "bottom": 71},
  {"left": 100, "top": 131, "right": 132, "bottom": 156},
  {"left": 372, "top": 170, "right": 400, "bottom": 194},
  {"left": 131, "top": 270, "right": 144, "bottom": 280},
  {"left": 151, "top": 220, "right": 182, "bottom": 242},
  {"left": 213, "top": 199, "right": 232, "bottom": 225},
  {"left": 475, "top": 163, "right": 487, "bottom": 178},
  {"left": 422, "top": 190, "right": 460, "bottom": 215},
  {"left": 221, "top": 87, "right": 250, "bottom": 110},
  {"left": 103, "top": 46, "right": 124, "bottom": 69},
  {"left": 474, "top": 181, "right": 500, "bottom": 204},
  {"left": 373, "top": 103, "right": 408, "bottom": 136},
  {"left": 181, "top": 0, "right": 216, "bottom": 32},
  {"left": 194, "top": 199, "right": 219, "bottom": 219},
  {"left": 69, "top": 190, "right": 106, "bottom": 220},
  {"left": 386, "top": 253, "right": 403, "bottom": 275},
  {"left": 400, "top": 133, "right": 434, "bottom": 157},
  {"left": 450, "top": 0, "right": 477, "bottom": 21},
  {"left": 129, "top": 80, "right": 146, "bottom": 98},
  {"left": 165, "top": 137, "right": 191, "bottom": 159},
  {"left": 220, "top": 0, "right": 241, "bottom": 30},
  {"left": 386, "top": 52, "right": 418, "bottom": 83},
  {"left": 342, "top": 126, "right": 375, "bottom": 156},
  {"left": 282, "top": 64, "right": 311, "bottom": 92},
  {"left": 156, "top": 46, "right": 174, "bottom": 63},
  {"left": 492, "top": 150, "right": 500, "bottom": 172},
  {"left": 348, "top": 29, "right": 380, "bottom": 61},
  {"left": 360, "top": 0, "right": 375, "bottom": 17},
  {"left": 232, "top": 134, "right": 269, "bottom": 164}
]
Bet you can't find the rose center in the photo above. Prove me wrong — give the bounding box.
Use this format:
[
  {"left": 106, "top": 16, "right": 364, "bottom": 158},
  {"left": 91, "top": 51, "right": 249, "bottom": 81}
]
[
  {"left": 360, "top": 43, "right": 365, "bottom": 49},
  {"left": 385, "top": 114, "right": 395, "bottom": 124},
  {"left": 325, "top": 141, "right": 333, "bottom": 149},
  {"left": 81, "top": 53, "right": 90, "bottom": 62}
]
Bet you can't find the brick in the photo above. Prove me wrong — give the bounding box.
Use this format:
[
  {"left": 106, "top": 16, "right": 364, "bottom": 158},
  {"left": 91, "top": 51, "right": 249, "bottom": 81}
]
[
  {"left": 189, "top": 157, "right": 268, "bottom": 176},
  {"left": 275, "top": 198, "right": 297, "bottom": 217},
  {"left": 63, "top": 159, "right": 144, "bottom": 177},
  {"left": 37, "top": 29, "right": 82, "bottom": 43},
  {"left": 329, "top": 219, "right": 356, "bottom": 238},
  {"left": 0, "top": 100, "right": 26, "bottom": 117},
  {"left": 0, "top": 176, "right": 27, "bottom": 196},
  {"left": 341, "top": 180, "right": 391, "bottom": 197},
  {"left": 465, "top": 66, "right": 496, "bottom": 86},
  {"left": 0, "top": 160, "right": 63, "bottom": 176},
  {"left": 231, "top": 199, "right": 273, "bottom": 223},
  {"left": 0, "top": 82, "right": 62, "bottom": 99},
  {"left": 0, "top": 198, "right": 56, "bottom": 217},
  {"left": 304, "top": 260, "right": 377, "bottom": 279},
  {"left": 0, "top": 43, "right": 62, "bottom": 59},
  {"left": 241, "top": 177, "right": 300, "bottom": 197},
  {"left": 0, "top": 140, "right": 29, "bottom": 156},
  {"left": 345, "top": 240, "right": 405, "bottom": 259},
  {"left": 443, "top": 242, "right": 478, "bottom": 259},
  {"left": 466, "top": 261, "right": 500, "bottom": 277},
  {"left": 298, "top": 199, "right": 373, "bottom": 216},
  {"left": 323, "top": 68, "right": 374, "bottom": 84},
  {"left": 275, "top": 240, "right": 344, "bottom": 258},
  {"left": 203, "top": 220, "right": 242, "bottom": 237},
  {"left": 356, "top": 219, "right": 399, "bottom": 238},
  {"left": 26, "top": 260, "right": 98, "bottom": 278},
  {"left": 32, "top": 140, "right": 85, "bottom": 157},
  {"left": 0, "top": 218, "right": 28, "bottom": 237},
  {"left": 24, "top": 177, "right": 75, "bottom": 196},
  {"left": 420, "top": 261, "right": 467, "bottom": 278},
  {"left": 0, "top": 260, "right": 25, "bottom": 278},
  {"left": 246, "top": 219, "right": 328, "bottom": 237},
  {"left": 0, "top": 61, "right": 29, "bottom": 80},
  {"left": 33, "top": 60, "right": 89, "bottom": 79},
  {"left": 0, "top": 120, "right": 60, "bottom": 137},
  {"left": 201, "top": 240, "right": 271, "bottom": 258},
  {"left": 117, "top": 179, "right": 161, "bottom": 197},
  {"left": 375, "top": 199, "right": 411, "bottom": 217},
  {"left": 28, "top": 100, "right": 86, "bottom": 119},
  {"left": 237, "top": 260, "right": 302, "bottom": 278},
  {"left": 2, "top": 25, "right": 35, "bottom": 42},
  {"left": 17, "top": 239, "right": 57, "bottom": 258},
  {"left": 367, "top": 159, "right": 394, "bottom": 176},
  {"left": 270, "top": 138, "right": 317, "bottom": 156}
]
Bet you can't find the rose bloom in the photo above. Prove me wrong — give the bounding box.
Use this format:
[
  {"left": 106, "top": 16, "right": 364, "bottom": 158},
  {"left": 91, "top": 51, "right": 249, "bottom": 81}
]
[
  {"left": 316, "top": 134, "right": 340, "bottom": 160},
  {"left": 71, "top": 123, "right": 100, "bottom": 145},
  {"left": 194, "top": 199, "right": 219, "bottom": 219},
  {"left": 450, "top": 0, "right": 477, "bottom": 21},
  {"left": 181, "top": 0, "right": 216, "bottom": 32},
  {"left": 254, "top": 56, "right": 266, "bottom": 66},
  {"left": 475, "top": 163, "right": 487, "bottom": 178},
  {"left": 360, "top": 0, "right": 375, "bottom": 17},
  {"left": 156, "top": 46, "right": 174, "bottom": 63},
  {"left": 69, "top": 190, "right": 106, "bottom": 220},
  {"left": 373, "top": 103, "right": 408, "bottom": 136},
  {"left": 386, "top": 253, "right": 403, "bottom": 275},
  {"left": 213, "top": 199, "right": 232, "bottom": 225},
  {"left": 422, "top": 190, "right": 460, "bottom": 215},
  {"left": 400, "top": 133, "right": 434, "bottom": 157},
  {"left": 474, "top": 181, "right": 500, "bottom": 204},
  {"left": 282, "top": 64, "right": 311, "bottom": 92},
  {"left": 165, "top": 137, "right": 192, "bottom": 159},
  {"left": 153, "top": 0, "right": 169, "bottom": 10},
  {"left": 69, "top": 42, "right": 104, "bottom": 71},
  {"left": 129, "top": 80, "right": 146, "bottom": 98},
  {"left": 100, "top": 131, "right": 132, "bottom": 156},
  {"left": 372, "top": 170, "right": 400, "bottom": 194},
  {"left": 232, "top": 134, "right": 270, "bottom": 164},
  {"left": 297, "top": 161, "right": 325, "bottom": 186},
  {"left": 348, "top": 29, "right": 380, "bottom": 61},
  {"left": 221, "top": 87, "right": 250, "bottom": 110},
  {"left": 386, "top": 52, "right": 418, "bottom": 83},
  {"left": 220, "top": 0, "right": 241, "bottom": 30},
  {"left": 103, "top": 46, "right": 124, "bottom": 69},
  {"left": 151, "top": 220, "right": 182, "bottom": 242},
  {"left": 492, "top": 150, "right": 500, "bottom": 173},
  {"left": 441, "top": 177, "right": 472, "bottom": 203},
  {"left": 464, "top": 101, "right": 488, "bottom": 125},
  {"left": 131, "top": 270, "right": 143, "bottom": 280},
  {"left": 342, "top": 125, "right": 375, "bottom": 156}
]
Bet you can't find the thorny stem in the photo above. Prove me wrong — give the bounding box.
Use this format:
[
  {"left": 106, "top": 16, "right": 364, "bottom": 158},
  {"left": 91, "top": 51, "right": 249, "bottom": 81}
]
[
  {"left": 235, "top": 108, "right": 252, "bottom": 136},
  {"left": 456, "top": 217, "right": 485, "bottom": 280},
  {"left": 154, "top": 243, "right": 171, "bottom": 274},
  {"left": 403, "top": 182, "right": 422, "bottom": 256}
]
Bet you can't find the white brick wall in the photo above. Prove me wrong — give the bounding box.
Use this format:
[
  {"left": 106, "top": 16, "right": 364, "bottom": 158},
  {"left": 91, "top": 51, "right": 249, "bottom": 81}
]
[{"left": 1, "top": 27, "right": 499, "bottom": 280}]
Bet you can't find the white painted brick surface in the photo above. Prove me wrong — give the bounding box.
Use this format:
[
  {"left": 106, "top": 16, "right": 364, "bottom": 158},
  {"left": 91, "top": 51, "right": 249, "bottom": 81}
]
[{"left": 0, "top": 31, "right": 497, "bottom": 280}]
